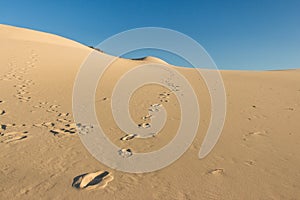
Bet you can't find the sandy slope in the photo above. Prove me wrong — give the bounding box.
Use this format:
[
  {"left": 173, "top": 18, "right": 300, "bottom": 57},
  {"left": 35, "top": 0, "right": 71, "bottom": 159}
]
[{"left": 0, "top": 24, "right": 299, "bottom": 200}]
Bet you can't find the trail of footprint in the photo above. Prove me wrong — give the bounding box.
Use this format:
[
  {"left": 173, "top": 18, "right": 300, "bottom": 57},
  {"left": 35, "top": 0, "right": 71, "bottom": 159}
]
[
  {"left": 163, "top": 79, "right": 181, "bottom": 92},
  {"left": 72, "top": 171, "right": 114, "bottom": 190},
  {"left": 3, "top": 51, "right": 38, "bottom": 102},
  {"left": 0, "top": 131, "right": 28, "bottom": 144},
  {"left": 33, "top": 121, "right": 77, "bottom": 136}
]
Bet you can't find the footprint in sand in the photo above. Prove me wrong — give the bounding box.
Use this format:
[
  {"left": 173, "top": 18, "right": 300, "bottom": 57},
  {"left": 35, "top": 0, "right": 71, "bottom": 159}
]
[
  {"left": 56, "top": 118, "right": 72, "bottom": 123},
  {"left": 1, "top": 123, "right": 17, "bottom": 131},
  {"left": 33, "top": 102, "right": 49, "bottom": 109},
  {"left": 13, "top": 79, "right": 34, "bottom": 102},
  {"left": 58, "top": 113, "right": 70, "bottom": 117},
  {"left": 148, "top": 103, "right": 162, "bottom": 112},
  {"left": 285, "top": 107, "right": 295, "bottom": 111},
  {"left": 50, "top": 129, "right": 66, "bottom": 136},
  {"left": 76, "top": 123, "right": 94, "bottom": 135},
  {"left": 50, "top": 126, "right": 77, "bottom": 136},
  {"left": 48, "top": 123, "right": 77, "bottom": 136},
  {"left": 33, "top": 122, "right": 55, "bottom": 128},
  {"left": 243, "top": 131, "right": 267, "bottom": 141},
  {"left": 159, "top": 92, "right": 171, "bottom": 103},
  {"left": 120, "top": 133, "right": 137, "bottom": 141},
  {"left": 208, "top": 168, "right": 224, "bottom": 175},
  {"left": 141, "top": 114, "right": 152, "bottom": 120},
  {"left": 33, "top": 118, "right": 78, "bottom": 136},
  {"left": 46, "top": 105, "right": 61, "bottom": 113},
  {"left": 0, "top": 100, "right": 4, "bottom": 104},
  {"left": 1, "top": 123, "right": 24, "bottom": 131},
  {"left": 245, "top": 160, "right": 256, "bottom": 166},
  {"left": 118, "top": 149, "right": 133, "bottom": 158},
  {"left": 0, "top": 131, "right": 28, "bottom": 144},
  {"left": 1, "top": 124, "right": 7, "bottom": 130},
  {"left": 138, "top": 122, "right": 151, "bottom": 128},
  {"left": 72, "top": 171, "right": 114, "bottom": 190},
  {"left": 0, "top": 110, "right": 6, "bottom": 115}
]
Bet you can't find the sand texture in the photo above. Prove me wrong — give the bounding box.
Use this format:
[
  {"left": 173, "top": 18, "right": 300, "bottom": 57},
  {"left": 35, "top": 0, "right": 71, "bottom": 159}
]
[{"left": 0, "top": 24, "right": 300, "bottom": 199}]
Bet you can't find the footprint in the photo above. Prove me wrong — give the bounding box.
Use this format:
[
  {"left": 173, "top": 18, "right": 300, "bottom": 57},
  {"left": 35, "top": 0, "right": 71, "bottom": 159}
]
[
  {"left": 142, "top": 114, "right": 152, "bottom": 120},
  {"left": 50, "top": 127, "right": 76, "bottom": 136},
  {"left": 243, "top": 131, "right": 266, "bottom": 141},
  {"left": 58, "top": 113, "right": 70, "bottom": 117},
  {"left": 1, "top": 124, "right": 7, "bottom": 130},
  {"left": 138, "top": 122, "right": 151, "bottom": 128},
  {"left": 60, "top": 126, "right": 76, "bottom": 134},
  {"left": 0, "top": 131, "right": 28, "bottom": 144},
  {"left": 56, "top": 118, "right": 71, "bottom": 123},
  {"left": 159, "top": 92, "right": 171, "bottom": 103},
  {"left": 285, "top": 107, "right": 295, "bottom": 111},
  {"left": 0, "top": 110, "right": 6, "bottom": 115},
  {"left": 77, "top": 123, "right": 93, "bottom": 135},
  {"left": 208, "top": 168, "right": 224, "bottom": 175},
  {"left": 72, "top": 171, "right": 114, "bottom": 190},
  {"left": 120, "top": 133, "right": 137, "bottom": 141},
  {"left": 118, "top": 149, "right": 133, "bottom": 158},
  {"left": 245, "top": 160, "right": 255, "bottom": 166},
  {"left": 148, "top": 104, "right": 162, "bottom": 112},
  {"left": 33, "top": 102, "right": 49, "bottom": 109},
  {"left": 46, "top": 105, "right": 60, "bottom": 113},
  {"left": 0, "top": 100, "right": 4, "bottom": 104},
  {"left": 33, "top": 122, "right": 55, "bottom": 128},
  {"left": 160, "top": 99, "right": 169, "bottom": 103},
  {"left": 34, "top": 121, "right": 78, "bottom": 136},
  {"left": 65, "top": 123, "right": 77, "bottom": 129},
  {"left": 247, "top": 131, "right": 263, "bottom": 136},
  {"left": 164, "top": 81, "right": 180, "bottom": 92},
  {"left": 1, "top": 123, "right": 17, "bottom": 131},
  {"left": 49, "top": 123, "right": 77, "bottom": 136},
  {"left": 50, "top": 129, "right": 65, "bottom": 136},
  {"left": 96, "top": 97, "right": 108, "bottom": 102},
  {"left": 14, "top": 90, "right": 31, "bottom": 102}
]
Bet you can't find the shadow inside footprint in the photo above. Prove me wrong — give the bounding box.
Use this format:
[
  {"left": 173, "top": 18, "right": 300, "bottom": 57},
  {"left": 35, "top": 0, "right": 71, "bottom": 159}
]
[
  {"left": 85, "top": 171, "right": 109, "bottom": 188},
  {"left": 72, "top": 173, "right": 88, "bottom": 188},
  {"left": 72, "top": 171, "right": 112, "bottom": 190}
]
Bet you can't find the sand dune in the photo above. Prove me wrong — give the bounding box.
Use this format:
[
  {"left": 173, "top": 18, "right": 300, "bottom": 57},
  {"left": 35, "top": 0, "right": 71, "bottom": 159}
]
[{"left": 0, "top": 24, "right": 300, "bottom": 199}]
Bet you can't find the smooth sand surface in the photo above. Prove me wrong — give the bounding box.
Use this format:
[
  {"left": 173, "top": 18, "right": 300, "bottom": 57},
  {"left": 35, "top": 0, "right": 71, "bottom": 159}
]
[{"left": 0, "top": 24, "right": 300, "bottom": 199}]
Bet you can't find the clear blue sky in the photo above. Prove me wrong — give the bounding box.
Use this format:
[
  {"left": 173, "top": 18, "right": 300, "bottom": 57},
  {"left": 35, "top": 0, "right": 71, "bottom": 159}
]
[{"left": 1, "top": 0, "right": 299, "bottom": 70}]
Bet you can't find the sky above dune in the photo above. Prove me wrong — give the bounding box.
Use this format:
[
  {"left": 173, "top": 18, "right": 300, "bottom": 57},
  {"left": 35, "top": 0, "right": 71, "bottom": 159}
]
[{"left": 1, "top": 0, "right": 300, "bottom": 70}]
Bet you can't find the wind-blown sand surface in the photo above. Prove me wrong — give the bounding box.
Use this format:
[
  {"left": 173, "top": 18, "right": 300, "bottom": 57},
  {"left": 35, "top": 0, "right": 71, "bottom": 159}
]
[{"left": 0, "top": 24, "right": 299, "bottom": 199}]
